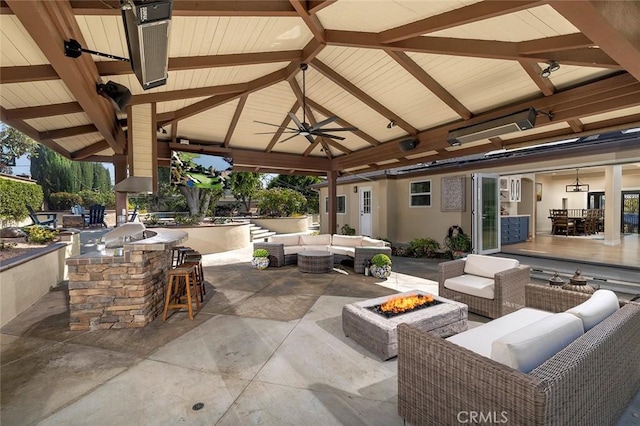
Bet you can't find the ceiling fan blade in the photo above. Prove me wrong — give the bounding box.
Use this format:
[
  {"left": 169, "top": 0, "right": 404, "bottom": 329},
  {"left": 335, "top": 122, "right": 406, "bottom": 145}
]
[
  {"left": 313, "top": 132, "right": 346, "bottom": 141},
  {"left": 314, "top": 127, "right": 358, "bottom": 132},
  {"left": 278, "top": 133, "right": 301, "bottom": 143},
  {"left": 288, "top": 112, "right": 306, "bottom": 131},
  {"left": 304, "top": 134, "right": 316, "bottom": 144},
  {"left": 253, "top": 120, "right": 299, "bottom": 131},
  {"left": 309, "top": 115, "right": 338, "bottom": 131},
  {"left": 255, "top": 131, "right": 298, "bottom": 135}
]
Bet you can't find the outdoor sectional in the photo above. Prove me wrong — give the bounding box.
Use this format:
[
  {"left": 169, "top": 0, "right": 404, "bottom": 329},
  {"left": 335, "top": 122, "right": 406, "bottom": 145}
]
[
  {"left": 253, "top": 234, "right": 391, "bottom": 273},
  {"left": 397, "top": 284, "right": 640, "bottom": 425}
]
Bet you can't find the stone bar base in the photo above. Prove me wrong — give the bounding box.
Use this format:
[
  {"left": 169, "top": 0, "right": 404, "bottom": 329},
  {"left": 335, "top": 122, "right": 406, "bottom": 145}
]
[
  {"left": 342, "top": 291, "right": 468, "bottom": 360},
  {"left": 67, "top": 250, "right": 171, "bottom": 330}
]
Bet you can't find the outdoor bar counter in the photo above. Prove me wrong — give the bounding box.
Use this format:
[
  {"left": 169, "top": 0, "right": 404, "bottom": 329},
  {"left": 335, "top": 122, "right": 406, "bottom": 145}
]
[{"left": 65, "top": 228, "right": 188, "bottom": 331}]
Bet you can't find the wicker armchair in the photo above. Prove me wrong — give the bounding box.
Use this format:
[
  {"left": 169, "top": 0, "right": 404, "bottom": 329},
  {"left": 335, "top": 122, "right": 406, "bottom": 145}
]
[
  {"left": 438, "top": 256, "right": 529, "bottom": 319},
  {"left": 397, "top": 285, "right": 640, "bottom": 426}
]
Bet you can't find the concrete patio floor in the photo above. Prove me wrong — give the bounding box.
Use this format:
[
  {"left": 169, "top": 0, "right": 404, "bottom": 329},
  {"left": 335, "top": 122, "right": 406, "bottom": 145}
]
[{"left": 2, "top": 245, "right": 638, "bottom": 425}]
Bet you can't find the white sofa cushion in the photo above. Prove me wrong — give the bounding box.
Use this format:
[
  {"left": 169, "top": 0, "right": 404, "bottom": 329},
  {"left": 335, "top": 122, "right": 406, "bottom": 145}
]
[
  {"left": 283, "top": 245, "right": 305, "bottom": 255},
  {"left": 361, "top": 236, "right": 386, "bottom": 247},
  {"left": 302, "top": 245, "right": 331, "bottom": 252},
  {"left": 491, "top": 312, "right": 584, "bottom": 373},
  {"left": 566, "top": 289, "right": 619, "bottom": 331},
  {"left": 300, "top": 234, "right": 331, "bottom": 245},
  {"left": 447, "top": 308, "right": 552, "bottom": 358},
  {"left": 444, "top": 275, "right": 495, "bottom": 299},
  {"left": 330, "top": 246, "right": 356, "bottom": 257},
  {"left": 269, "top": 234, "right": 300, "bottom": 246},
  {"left": 332, "top": 235, "right": 363, "bottom": 247},
  {"left": 463, "top": 254, "right": 519, "bottom": 279}
]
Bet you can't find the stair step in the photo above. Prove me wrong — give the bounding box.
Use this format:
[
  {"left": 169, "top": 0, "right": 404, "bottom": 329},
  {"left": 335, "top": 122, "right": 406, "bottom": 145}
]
[{"left": 251, "top": 230, "right": 275, "bottom": 242}]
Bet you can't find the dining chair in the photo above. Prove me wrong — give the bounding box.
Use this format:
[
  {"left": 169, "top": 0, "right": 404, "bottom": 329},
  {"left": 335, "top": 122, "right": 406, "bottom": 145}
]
[{"left": 551, "top": 209, "right": 576, "bottom": 236}]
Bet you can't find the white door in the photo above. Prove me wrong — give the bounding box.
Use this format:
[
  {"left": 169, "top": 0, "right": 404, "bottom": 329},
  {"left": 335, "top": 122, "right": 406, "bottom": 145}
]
[
  {"left": 472, "top": 173, "right": 501, "bottom": 254},
  {"left": 359, "top": 186, "right": 372, "bottom": 236}
]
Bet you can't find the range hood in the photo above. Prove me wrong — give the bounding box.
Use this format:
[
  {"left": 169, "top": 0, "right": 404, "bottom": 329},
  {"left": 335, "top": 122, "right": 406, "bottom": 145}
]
[{"left": 114, "top": 176, "right": 154, "bottom": 193}]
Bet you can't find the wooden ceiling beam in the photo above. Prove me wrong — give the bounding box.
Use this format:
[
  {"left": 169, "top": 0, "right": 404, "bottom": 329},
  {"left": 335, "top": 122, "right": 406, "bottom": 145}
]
[
  {"left": 306, "top": 99, "right": 380, "bottom": 146},
  {"left": 325, "top": 31, "right": 620, "bottom": 69},
  {"left": 550, "top": 0, "right": 640, "bottom": 81},
  {"left": 70, "top": 140, "right": 111, "bottom": 160},
  {"left": 3, "top": 102, "right": 83, "bottom": 120},
  {"left": 68, "top": 1, "right": 298, "bottom": 16},
  {"left": 265, "top": 101, "right": 300, "bottom": 153},
  {"left": 1, "top": 107, "right": 71, "bottom": 158},
  {"left": 379, "top": 0, "right": 542, "bottom": 43},
  {"left": 168, "top": 142, "right": 331, "bottom": 172},
  {"left": 289, "top": 0, "right": 325, "bottom": 42},
  {"left": 130, "top": 83, "right": 247, "bottom": 105},
  {"left": 6, "top": 0, "right": 126, "bottom": 154},
  {"left": 1, "top": 51, "right": 303, "bottom": 84},
  {"left": 519, "top": 60, "right": 555, "bottom": 96},
  {"left": 39, "top": 124, "right": 98, "bottom": 140},
  {"left": 567, "top": 119, "right": 584, "bottom": 133},
  {"left": 310, "top": 59, "right": 418, "bottom": 135},
  {"left": 287, "top": 79, "right": 325, "bottom": 156},
  {"left": 308, "top": 0, "right": 337, "bottom": 15},
  {"left": 386, "top": 50, "right": 472, "bottom": 120},
  {"left": 223, "top": 94, "right": 248, "bottom": 147},
  {"left": 333, "top": 73, "right": 640, "bottom": 169},
  {"left": 517, "top": 33, "right": 594, "bottom": 55}
]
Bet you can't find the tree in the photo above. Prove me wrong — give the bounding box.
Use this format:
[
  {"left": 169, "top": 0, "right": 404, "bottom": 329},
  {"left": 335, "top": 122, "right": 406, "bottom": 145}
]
[
  {"left": 228, "top": 172, "right": 264, "bottom": 212},
  {"left": 0, "top": 124, "right": 38, "bottom": 174},
  {"left": 267, "top": 174, "right": 322, "bottom": 213},
  {"left": 179, "top": 186, "right": 224, "bottom": 220}
]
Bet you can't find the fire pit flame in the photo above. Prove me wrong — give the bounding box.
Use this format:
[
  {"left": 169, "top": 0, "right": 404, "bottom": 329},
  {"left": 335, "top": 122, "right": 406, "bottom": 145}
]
[{"left": 381, "top": 294, "right": 434, "bottom": 314}]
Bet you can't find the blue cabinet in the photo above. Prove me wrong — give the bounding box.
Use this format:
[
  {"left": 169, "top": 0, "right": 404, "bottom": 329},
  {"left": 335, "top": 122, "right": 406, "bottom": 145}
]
[{"left": 501, "top": 216, "right": 529, "bottom": 245}]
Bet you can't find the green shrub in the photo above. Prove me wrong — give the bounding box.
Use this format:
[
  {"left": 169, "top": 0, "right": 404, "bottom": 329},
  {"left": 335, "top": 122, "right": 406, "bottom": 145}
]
[
  {"left": 407, "top": 237, "right": 441, "bottom": 258},
  {"left": 22, "top": 225, "right": 59, "bottom": 243},
  {"left": 253, "top": 248, "right": 269, "bottom": 258},
  {"left": 371, "top": 253, "right": 392, "bottom": 267},
  {"left": 174, "top": 215, "right": 200, "bottom": 225},
  {"left": 444, "top": 233, "right": 471, "bottom": 252},
  {"left": 49, "top": 192, "right": 82, "bottom": 210},
  {"left": 340, "top": 224, "right": 356, "bottom": 235},
  {"left": 256, "top": 187, "right": 306, "bottom": 217},
  {"left": 0, "top": 179, "right": 44, "bottom": 224},
  {"left": 77, "top": 190, "right": 115, "bottom": 209}
]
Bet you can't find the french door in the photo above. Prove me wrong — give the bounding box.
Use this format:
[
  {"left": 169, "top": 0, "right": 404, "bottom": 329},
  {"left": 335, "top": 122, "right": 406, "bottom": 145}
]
[{"left": 472, "top": 173, "right": 501, "bottom": 254}]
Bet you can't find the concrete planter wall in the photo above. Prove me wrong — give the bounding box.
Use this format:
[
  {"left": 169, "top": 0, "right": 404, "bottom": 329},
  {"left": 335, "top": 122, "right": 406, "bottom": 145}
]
[
  {"left": 175, "top": 222, "right": 250, "bottom": 254},
  {"left": 251, "top": 216, "right": 310, "bottom": 234},
  {"left": 0, "top": 232, "right": 79, "bottom": 327}
]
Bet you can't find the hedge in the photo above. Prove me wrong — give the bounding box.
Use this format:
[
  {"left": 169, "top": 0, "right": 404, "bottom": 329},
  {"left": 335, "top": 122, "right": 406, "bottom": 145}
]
[{"left": 0, "top": 179, "right": 44, "bottom": 223}]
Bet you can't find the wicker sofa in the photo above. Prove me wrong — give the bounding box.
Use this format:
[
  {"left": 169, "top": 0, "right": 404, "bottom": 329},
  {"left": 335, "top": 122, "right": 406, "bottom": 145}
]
[
  {"left": 438, "top": 254, "right": 530, "bottom": 319},
  {"left": 253, "top": 234, "right": 391, "bottom": 273},
  {"left": 398, "top": 284, "right": 640, "bottom": 426}
]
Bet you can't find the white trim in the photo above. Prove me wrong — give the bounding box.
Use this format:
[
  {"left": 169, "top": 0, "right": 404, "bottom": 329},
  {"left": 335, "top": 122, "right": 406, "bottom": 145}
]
[{"left": 409, "top": 179, "right": 432, "bottom": 208}]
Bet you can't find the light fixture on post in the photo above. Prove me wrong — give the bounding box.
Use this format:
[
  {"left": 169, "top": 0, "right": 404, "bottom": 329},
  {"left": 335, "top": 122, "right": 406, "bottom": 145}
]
[
  {"left": 566, "top": 169, "right": 589, "bottom": 192},
  {"left": 541, "top": 60, "right": 560, "bottom": 78}
]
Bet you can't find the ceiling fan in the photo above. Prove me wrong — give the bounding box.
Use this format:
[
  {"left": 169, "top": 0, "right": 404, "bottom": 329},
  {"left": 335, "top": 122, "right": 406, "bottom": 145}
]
[{"left": 255, "top": 63, "right": 358, "bottom": 144}]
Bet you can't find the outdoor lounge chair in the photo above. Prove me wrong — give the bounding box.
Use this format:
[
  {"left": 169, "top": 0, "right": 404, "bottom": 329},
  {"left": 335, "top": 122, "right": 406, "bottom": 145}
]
[
  {"left": 26, "top": 205, "right": 57, "bottom": 228},
  {"left": 86, "top": 204, "right": 107, "bottom": 228}
]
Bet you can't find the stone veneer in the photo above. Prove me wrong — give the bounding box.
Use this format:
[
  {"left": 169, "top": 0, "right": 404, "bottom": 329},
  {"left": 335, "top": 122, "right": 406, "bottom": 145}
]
[
  {"left": 67, "top": 250, "right": 171, "bottom": 330},
  {"left": 65, "top": 228, "right": 187, "bottom": 330}
]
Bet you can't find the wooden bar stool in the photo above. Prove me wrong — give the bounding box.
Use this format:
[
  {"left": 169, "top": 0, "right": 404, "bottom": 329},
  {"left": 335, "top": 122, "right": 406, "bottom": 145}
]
[
  {"left": 162, "top": 264, "right": 200, "bottom": 320},
  {"left": 171, "top": 246, "right": 188, "bottom": 268},
  {"left": 182, "top": 253, "right": 205, "bottom": 302}
]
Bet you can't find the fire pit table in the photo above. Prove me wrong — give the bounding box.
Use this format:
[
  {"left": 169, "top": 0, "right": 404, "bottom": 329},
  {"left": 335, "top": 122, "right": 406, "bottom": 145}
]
[
  {"left": 298, "top": 250, "right": 333, "bottom": 274},
  {"left": 342, "top": 291, "right": 467, "bottom": 360}
]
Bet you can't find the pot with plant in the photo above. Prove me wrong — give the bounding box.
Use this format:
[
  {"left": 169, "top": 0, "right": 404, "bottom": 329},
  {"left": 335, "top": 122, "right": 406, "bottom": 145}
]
[
  {"left": 251, "top": 248, "right": 270, "bottom": 270},
  {"left": 369, "top": 253, "right": 392, "bottom": 279},
  {"left": 444, "top": 231, "right": 471, "bottom": 259}
]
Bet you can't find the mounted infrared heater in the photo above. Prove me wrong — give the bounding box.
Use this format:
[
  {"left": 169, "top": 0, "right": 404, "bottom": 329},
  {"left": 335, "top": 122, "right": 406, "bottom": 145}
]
[{"left": 447, "top": 108, "right": 538, "bottom": 146}]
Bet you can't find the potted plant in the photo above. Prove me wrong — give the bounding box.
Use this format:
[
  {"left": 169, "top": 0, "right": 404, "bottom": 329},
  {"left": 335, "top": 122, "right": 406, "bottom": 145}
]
[
  {"left": 251, "top": 248, "right": 270, "bottom": 270},
  {"left": 444, "top": 233, "right": 471, "bottom": 259},
  {"left": 369, "top": 253, "right": 392, "bottom": 279}
]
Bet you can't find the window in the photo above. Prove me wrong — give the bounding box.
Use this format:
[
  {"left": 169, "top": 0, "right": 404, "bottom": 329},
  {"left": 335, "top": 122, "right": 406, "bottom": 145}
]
[
  {"left": 325, "top": 195, "right": 346, "bottom": 214},
  {"left": 410, "top": 180, "right": 431, "bottom": 207}
]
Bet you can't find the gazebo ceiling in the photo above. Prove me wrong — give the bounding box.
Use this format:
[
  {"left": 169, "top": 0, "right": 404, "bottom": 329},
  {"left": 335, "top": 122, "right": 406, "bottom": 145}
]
[{"left": 1, "top": 0, "right": 640, "bottom": 176}]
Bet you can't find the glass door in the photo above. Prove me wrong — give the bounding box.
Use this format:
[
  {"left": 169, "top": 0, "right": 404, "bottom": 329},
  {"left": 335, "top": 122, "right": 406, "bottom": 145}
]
[
  {"left": 472, "top": 173, "right": 501, "bottom": 254},
  {"left": 622, "top": 192, "right": 639, "bottom": 234}
]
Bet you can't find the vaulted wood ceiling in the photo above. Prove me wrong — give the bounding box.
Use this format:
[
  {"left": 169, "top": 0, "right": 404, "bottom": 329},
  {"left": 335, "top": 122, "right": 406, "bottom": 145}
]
[{"left": 1, "top": 0, "right": 640, "bottom": 176}]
